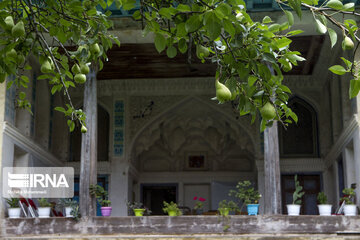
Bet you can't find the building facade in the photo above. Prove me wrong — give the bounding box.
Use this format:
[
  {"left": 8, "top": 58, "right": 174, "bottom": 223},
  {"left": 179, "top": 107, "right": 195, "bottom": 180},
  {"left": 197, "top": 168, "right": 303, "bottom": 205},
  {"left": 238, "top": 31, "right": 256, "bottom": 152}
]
[{"left": 0, "top": 5, "right": 360, "bottom": 217}]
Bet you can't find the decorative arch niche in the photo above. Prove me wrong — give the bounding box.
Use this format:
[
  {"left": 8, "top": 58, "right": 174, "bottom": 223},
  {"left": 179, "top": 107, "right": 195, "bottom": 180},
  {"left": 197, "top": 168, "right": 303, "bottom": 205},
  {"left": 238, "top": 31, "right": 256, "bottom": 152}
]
[
  {"left": 279, "top": 97, "right": 319, "bottom": 157},
  {"left": 131, "top": 97, "right": 256, "bottom": 173},
  {"left": 69, "top": 104, "right": 110, "bottom": 162}
]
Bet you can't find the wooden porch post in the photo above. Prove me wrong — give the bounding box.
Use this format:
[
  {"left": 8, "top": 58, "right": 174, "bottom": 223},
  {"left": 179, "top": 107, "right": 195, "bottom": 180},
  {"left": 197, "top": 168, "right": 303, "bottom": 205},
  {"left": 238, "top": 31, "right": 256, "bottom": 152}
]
[
  {"left": 79, "top": 67, "right": 98, "bottom": 217},
  {"left": 264, "top": 121, "right": 282, "bottom": 214}
]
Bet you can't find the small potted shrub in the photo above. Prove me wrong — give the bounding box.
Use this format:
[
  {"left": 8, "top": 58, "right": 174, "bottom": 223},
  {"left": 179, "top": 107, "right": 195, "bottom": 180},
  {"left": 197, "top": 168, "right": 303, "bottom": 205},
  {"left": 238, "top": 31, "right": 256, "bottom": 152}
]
[
  {"left": 59, "top": 198, "right": 78, "bottom": 217},
  {"left": 162, "top": 201, "right": 182, "bottom": 216},
  {"left": 37, "top": 198, "right": 52, "bottom": 218},
  {"left": 286, "top": 175, "right": 305, "bottom": 215},
  {"left": 341, "top": 188, "right": 356, "bottom": 216},
  {"left": 127, "top": 201, "right": 151, "bottom": 216},
  {"left": 193, "top": 196, "right": 206, "bottom": 215},
  {"left": 229, "top": 180, "right": 262, "bottom": 215},
  {"left": 5, "top": 198, "right": 21, "bottom": 218},
  {"left": 317, "top": 192, "right": 332, "bottom": 216},
  {"left": 218, "top": 200, "right": 238, "bottom": 216},
  {"left": 90, "top": 184, "right": 112, "bottom": 216}
]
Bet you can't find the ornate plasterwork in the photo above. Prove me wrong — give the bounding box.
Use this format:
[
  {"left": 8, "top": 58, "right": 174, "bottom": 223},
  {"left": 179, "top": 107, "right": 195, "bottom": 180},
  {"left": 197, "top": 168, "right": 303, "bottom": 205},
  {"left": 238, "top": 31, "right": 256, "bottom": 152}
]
[{"left": 131, "top": 97, "right": 258, "bottom": 172}]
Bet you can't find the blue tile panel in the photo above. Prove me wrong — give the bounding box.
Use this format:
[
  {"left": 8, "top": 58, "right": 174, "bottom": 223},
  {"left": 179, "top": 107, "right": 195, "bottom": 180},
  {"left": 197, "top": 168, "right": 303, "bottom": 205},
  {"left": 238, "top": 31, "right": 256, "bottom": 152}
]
[
  {"left": 114, "top": 100, "right": 124, "bottom": 156},
  {"left": 5, "top": 76, "right": 16, "bottom": 125}
]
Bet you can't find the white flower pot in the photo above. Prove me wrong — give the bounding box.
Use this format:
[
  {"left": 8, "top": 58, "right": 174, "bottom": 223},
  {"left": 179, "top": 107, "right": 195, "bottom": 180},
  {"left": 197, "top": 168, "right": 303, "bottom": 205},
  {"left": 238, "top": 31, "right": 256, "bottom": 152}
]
[
  {"left": 344, "top": 205, "right": 357, "bottom": 216},
  {"left": 318, "top": 204, "right": 332, "bottom": 216},
  {"left": 65, "top": 207, "right": 73, "bottom": 217},
  {"left": 38, "top": 207, "right": 51, "bottom": 218},
  {"left": 8, "top": 208, "right": 21, "bottom": 218},
  {"left": 287, "top": 204, "right": 301, "bottom": 215}
]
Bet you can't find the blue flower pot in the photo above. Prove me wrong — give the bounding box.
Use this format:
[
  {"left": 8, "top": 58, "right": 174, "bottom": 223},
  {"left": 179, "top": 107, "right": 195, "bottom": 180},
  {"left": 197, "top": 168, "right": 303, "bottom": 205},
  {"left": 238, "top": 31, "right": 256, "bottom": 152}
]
[{"left": 247, "top": 204, "right": 259, "bottom": 215}]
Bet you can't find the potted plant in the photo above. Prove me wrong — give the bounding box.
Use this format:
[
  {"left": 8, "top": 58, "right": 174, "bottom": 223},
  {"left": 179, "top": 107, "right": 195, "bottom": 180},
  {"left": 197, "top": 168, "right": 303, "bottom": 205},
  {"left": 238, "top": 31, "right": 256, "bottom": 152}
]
[
  {"left": 58, "top": 198, "right": 78, "bottom": 217},
  {"left": 162, "top": 201, "right": 182, "bottom": 216},
  {"left": 127, "top": 201, "right": 151, "bottom": 216},
  {"left": 317, "top": 192, "right": 332, "bottom": 216},
  {"left": 90, "top": 184, "right": 112, "bottom": 216},
  {"left": 341, "top": 188, "right": 357, "bottom": 216},
  {"left": 193, "top": 196, "right": 206, "bottom": 215},
  {"left": 37, "top": 198, "right": 52, "bottom": 218},
  {"left": 218, "top": 200, "right": 238, "bottom": 216},
  {"left": 229, "top": 180, "right": 262, "bottom": 215},
  {"left": 5, "top": 198, "right": 21, "bottom": 218},
  {"left": 286, "top": 175, "right": 305, "bottom": 215}
]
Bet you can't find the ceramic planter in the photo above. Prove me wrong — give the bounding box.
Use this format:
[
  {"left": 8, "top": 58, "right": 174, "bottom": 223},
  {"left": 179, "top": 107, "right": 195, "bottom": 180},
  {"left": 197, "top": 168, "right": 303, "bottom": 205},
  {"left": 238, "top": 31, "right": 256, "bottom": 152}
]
[
  {"left": 167, "top": 210, "right": 178, "bottom": 216},
  {"left": 218, "top": 207, "right": 230, "bottom": 216},
  {"left": 247, "top": 204, "right": 259, "bottom": 215},
  {"left": 65, "top": 207, "right": 73, "bottom": 217},
  {"left": 38, "top": 207, "right": 51, "bottom": 218},
  {"left": 8, "top": 208, "right": 21, "bottom": 218},
  {"left": 286, "top": 204, "right": 301, "bottom": 215},
  {"left": 318, "top": 204, "right": 332, "bottom": 216},
  {"left": 101, "top": 206, "right": 112, "bottom": 216},
  {"left": 133, "top": 208, "right": 145, "bottom": 216},
  {"left": 344, "top": 204, "right": 357, "bottom": 216}
]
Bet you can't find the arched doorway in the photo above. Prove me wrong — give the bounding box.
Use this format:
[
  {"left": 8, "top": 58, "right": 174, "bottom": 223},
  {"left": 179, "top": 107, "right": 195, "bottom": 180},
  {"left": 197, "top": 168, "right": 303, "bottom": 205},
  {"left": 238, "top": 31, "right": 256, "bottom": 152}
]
[{"left": 130, "top": 97, "right": 257, "bottom": 214}]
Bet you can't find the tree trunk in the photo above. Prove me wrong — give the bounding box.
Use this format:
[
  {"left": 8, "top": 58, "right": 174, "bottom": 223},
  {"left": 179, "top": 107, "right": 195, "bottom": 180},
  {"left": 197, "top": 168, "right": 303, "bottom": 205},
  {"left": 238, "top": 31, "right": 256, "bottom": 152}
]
[
  {"left": 79, "top": 68, "right": 98, "bottom": 217},
  {"left": 264, "top": 121, "right": 282, "bottom": 214}
]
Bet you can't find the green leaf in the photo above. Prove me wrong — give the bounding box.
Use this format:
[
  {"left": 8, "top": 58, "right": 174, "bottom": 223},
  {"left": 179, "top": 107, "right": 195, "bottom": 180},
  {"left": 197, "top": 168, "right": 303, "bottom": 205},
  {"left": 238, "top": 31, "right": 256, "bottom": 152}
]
[
  {"left": 166, "top": 45, "right": 177, "bottom": 58},
  {"left": 177, "top": 4, "right": 191, "bottom": 12},
  {"left": 55, "top": 107, "right": 66, "bottom": 113},
  {"left": 178, "top": 38, "right": 187, "bottom": 54},
  {"left": 327, "top": 28, "right": 337, "bottom": 48},
  {"left": 329, "top": 65, "right": 347, "bottom": 75},
  {"left": 284, "top": 11, "right": 294, "bottom": 26},
  {"left": 268, "top": 24, "right": 280, "bottom": 32},
  {"left": 349, "top": 79, "right": 360, "bottom": 98},
  {"left": 204, "top": 13, "right": 221, "bottom": 40},
  {"left": 262, "top": 16, "right": 272, "bottom": 24},
  {"left": 223, "top": 19, "right": 235, "bottom": 37},
  {"left": 343, "top": 3, "right": 355, "bottom": 11},
  {"left": 288, "top": 0, "right": 302, "bottom": 19},
  {"left": 159, "top": 8, "right": 172, "bottom": 19},
  {"left": 185, "top": 15, "right": 202, "bottom": 33},
  {"left": 315, "top": 19, "right": 327, "bottom": 34},
  {"left": 326, "top": 0, "right": 343, "bottom": 10},
  {"left": 275, "top": 38, "right": 292, "bottom": 49},
  {"left": 154, "top": 33, "right": 166, "bottom": 53},
  {"left": 341, "top": 57, "right": 352, "bottom": 69},
  {"left": 248, "top": 76, "right": 257, "bottom": 86},
  {"left": 286, "top": 30, "right": 304, "bottom": 36}
]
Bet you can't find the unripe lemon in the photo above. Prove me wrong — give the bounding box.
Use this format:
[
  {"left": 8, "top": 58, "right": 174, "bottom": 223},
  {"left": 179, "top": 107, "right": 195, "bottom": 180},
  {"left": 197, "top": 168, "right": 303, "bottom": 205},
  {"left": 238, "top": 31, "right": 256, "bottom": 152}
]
[
  {"left": 71, "top": 64, "right": 81, "bottom": 74},
  {"left": 6, "top": 49, "right": 17, "bottom": 59},
  {"left": 260, "top": 102, "right": 276, "bottom": 120},
  {"left": 41, "top": 60, "right": 52, "bottom": 73},
  {"left": 90, "top": 43, "right": 100, "bottom": 55},
  {"left": 196, "top": 45, "right": 210, "bottom": 60},
  {"left": 4, "top": 16, "right": 14, "bottom": 30},
  {"left": 342, "top": 36, "right": 354, "bottom": 51},
  {"left": 215, "top": 79, "right": 232, "bottom": 103},
  {"left": 11, "top": 21, "right": 25, "bottom": 38},
  {"left": 74, "top": 73, "right": 86, "bottom": 84},
  {"left": 81, "top": 125, "right": 87, "bottom": 133},
  {"left": 80, "top": 64, "right": 90, "bottom": 75}
]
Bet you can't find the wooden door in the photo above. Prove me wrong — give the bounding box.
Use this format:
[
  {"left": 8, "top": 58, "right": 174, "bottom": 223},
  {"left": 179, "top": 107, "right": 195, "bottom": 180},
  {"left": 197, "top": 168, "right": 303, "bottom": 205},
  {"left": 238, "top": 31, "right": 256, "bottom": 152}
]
[{"left": 282, "top": 174, "right": 321, "bottom": 215}]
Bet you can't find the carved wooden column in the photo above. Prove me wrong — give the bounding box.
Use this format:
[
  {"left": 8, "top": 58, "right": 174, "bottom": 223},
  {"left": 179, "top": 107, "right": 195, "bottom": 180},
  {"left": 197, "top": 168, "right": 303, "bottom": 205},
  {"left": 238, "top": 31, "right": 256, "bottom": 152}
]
[
  {"left": 264, "top": 121, "right": 282, "bottom": 214},
  {"left": 79, "top": 67, "right": 98, "bottom": 217}
]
